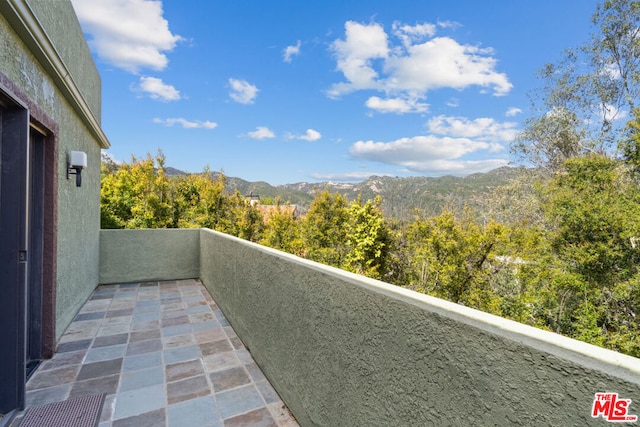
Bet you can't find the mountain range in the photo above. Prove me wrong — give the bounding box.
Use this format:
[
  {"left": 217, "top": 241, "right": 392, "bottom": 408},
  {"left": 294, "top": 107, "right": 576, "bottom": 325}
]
[{"left": 163, "top": 166, "right": 536, "bottom": 220}]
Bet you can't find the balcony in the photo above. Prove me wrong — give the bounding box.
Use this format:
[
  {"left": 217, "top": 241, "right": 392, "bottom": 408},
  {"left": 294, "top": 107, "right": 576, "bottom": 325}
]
[
  {"left": 20, "top": 279, "right": 298, "bottom": 427},
  {"left": 17, "top": 228, "right": 640, "bottom": 425}
]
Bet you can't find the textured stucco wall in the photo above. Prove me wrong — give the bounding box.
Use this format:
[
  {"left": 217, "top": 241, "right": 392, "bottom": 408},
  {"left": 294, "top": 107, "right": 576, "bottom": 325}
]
[
  {"left": 199, "top": 228, "right": 640, "bottom": 427},
  {"left": 0, "top": 0, "right": 104, "bottom": 338},
  {"left": 99, "top": 229, "right": 200, "bottom": 284},
  {"left": 26, "top": 0, "right": 102, "bottom": 119}
]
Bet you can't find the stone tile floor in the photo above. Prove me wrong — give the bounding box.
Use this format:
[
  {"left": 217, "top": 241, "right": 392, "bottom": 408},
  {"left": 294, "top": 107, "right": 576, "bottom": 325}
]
[{"left": 15, "top": 279, "right": 298, "bottom": 427}]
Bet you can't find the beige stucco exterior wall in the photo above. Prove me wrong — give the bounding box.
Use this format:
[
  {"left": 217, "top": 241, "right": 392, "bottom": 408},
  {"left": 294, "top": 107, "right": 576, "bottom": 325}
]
[{"left": 0, "top": 0, "right": 106, "bottom": 338}]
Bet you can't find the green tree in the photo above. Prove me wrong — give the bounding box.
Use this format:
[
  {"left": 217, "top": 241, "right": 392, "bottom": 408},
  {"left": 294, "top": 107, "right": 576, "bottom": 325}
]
[
  {"left": 405, "top": 207, "right": 507, "bottom": 312},
  {"left": 301, "top": 189, "right": 349, "bottom": 266},
  {"left": 260, "top": 202, "right": 303, "bottom": 255},
  {"left": 220, "top": 190, "right": 263, "bottom": 242},
  {"left": 513, "top": 0, "right": 640, "bottom": 170},
  {"left": 343, "top": 196, "right": 393, "bottom": 280},
  {"left": 100, "top": 151, "right": 172, "bottom": 229},
  {"left": 171, "top": 169, "right": 228, "bottom": 229},
  {"left": 524, "top": 154, "right": 640, "bottom": 355}
]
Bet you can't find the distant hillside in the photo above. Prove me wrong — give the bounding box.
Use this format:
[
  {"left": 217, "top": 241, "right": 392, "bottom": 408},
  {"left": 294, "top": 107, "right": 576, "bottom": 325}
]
[{"left": 218, "top": 166, "right": 538, "bottom": 220}]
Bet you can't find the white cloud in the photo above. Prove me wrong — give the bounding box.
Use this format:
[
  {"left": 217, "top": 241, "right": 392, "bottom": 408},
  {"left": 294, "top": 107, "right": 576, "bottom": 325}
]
[
  {"left": 446, "top": 98, "right": 460, "bottom": 108},
  {"left": 71, "top": 0, "right": 182, "bottom": 73},
  {"left": 349, "top": 114, "right": 515, "bottom": 175},
  {"left": 365, "top": 96, "right": 428, "bottom": 114},
  {"left": 349, "top": 135, "right": 508, "bottom": 175},
  {"left": 297, "top": 129, "right": 322, "bottom": 141},
  {"left": 248, "top": 126, "right": 275, "bottom": 139},
  {"left": 153, "top": 118, "right": 217, "bottom": 129},
  {"left": 384, "top": 37, "right": 511, "bottom": 95},
  {"left": 229, "top": 78, "right": 259, "bottom": 104},
  {"left": 136, "top": 76, "right": 181, "bottom": 101},
  {"left": 328, "top": 21, "right": 389, "bottom": 97},
  {"left": 283, "top": 40, "right": 302, "bottom": 63},
  {"left": 426, "top": 115, "right": 518, "bottom": 143},
  {"left": 328, "top": 20, "right": 512, "bottom": 111},
  {"left": 506, "top": 107, "right": 522, "bottom": 117},
  {"left": 392, "top": 21, "right": 437, "bottom": 48}
]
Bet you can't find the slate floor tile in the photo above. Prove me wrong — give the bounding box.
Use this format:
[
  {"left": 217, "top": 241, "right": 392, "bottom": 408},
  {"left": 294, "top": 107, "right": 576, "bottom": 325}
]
[
  {"left": 122, "top": 351, "right": 162, "bottom": 372},
  {"left": 94, "top": 333, "right": 129, "bottom": 348},
  {"left": 167, "top": 375, "right": 210, "bottom": 404},
  {"left": 199, "top": 339, "right": 232, "bottom": 356},
  {"left": 120, "top": 366, "right": 164, "bottom": 392},
  {"left": 57, "top": 338, "right": 93, "bottom": 353},
  {"left": 256, "top": 380, "right": 281, "bottom": 404},
  {"left": 24, "top": 279, "right": 298, "bottom": 427},
  {"left": 163, "top": 333, "right": 195, "bottom": 349},
  {"left": 224, "top": 407, "right": 277, "bottom": 427},
  {"left": 84, "top": 343, "right": 127, "bottom": 363},
  {"left": 113, "top": 384, "right": 165, "bottom": 420},
  {"left": 204, "top": 351, "right": 241, "bottom": 373},
  {"left": 162, "top": 323, "right": 193, "bottom": 338},
  {"left": 129, "top": 329, "right": 161, "bottom": 343},
  {"left": 25, "top": 383, "right": 71, "bottom": 407},
  {"left": 27, "top": 365, "right": 80, "bottom": 391},
  {"left": 167, "top": 395, "right": 220, "bottom": 427},
  {"left": 112, "top": 408, "right": 166, "bottom": 427},
  {"left": 77, "top": 358, "right": 123, "bottom": 381},
  {"left": 209, "top": 366, "right": 251, "bottom": 392},
  {"left": 215, "top": 384, "right": 264, "bottom": 419},
  {"left": 39, "top": 350, "right": 86, "bottom": 371},
  {"left": 131, "top": 320, "right": 160, "bottom": 331},
  {"left": 126, "top": 338, "right": 162, "bottom": 356},
  {"left": 164, "top": 345, "right": 200, "bottom": 364},
  {"left": 69, "top": 374, "right": 119, "bottom": 399},
  {"left": 165, "top": 359, "right": 204, "bottom": 382},
  {"left": 74, "top": 311, "right": 106, "bottom": 322},
  {"left": 194, "top": 328, "right": 226, "bottom": 344}
]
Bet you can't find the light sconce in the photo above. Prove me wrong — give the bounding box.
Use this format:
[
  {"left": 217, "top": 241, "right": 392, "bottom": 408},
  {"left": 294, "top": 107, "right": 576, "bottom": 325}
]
[{"left": 67, "top": 151, "right": 87, "bottom": 187}]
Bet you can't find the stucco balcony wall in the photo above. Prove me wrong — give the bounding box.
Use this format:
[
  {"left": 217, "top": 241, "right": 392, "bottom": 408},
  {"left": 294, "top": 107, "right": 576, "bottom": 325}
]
[
  {"left": 100, "top": 228, "right": 640, "bottom": 426},
  {"left": 99, "top": 228, "right": 200, "bottom": 284}
]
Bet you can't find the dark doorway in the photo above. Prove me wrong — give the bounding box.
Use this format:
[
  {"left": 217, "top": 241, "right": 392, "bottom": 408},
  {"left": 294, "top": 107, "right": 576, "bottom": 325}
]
[
  {"left": 0, "top": 95, "right": 29, "bottom": 415},
  {"left": 0, "top": 91, "right": 47, "bottom": 416},
  {"left": 26, "top": 128, "right": 45, "bottom": 379}
]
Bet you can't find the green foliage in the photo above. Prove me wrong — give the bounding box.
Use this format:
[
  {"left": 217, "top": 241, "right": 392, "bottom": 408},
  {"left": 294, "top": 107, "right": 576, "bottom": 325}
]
[
  {"left": 343, "top": 196, "right": 392, "bottom": 280},
  {"left": 405, "top": 206, "right": 508, "bottom": 312},
  {"left": 301, "top": 189, "right": 349, "bottom": 266},
  {"left": 171, "top": 169, "right": 227, "bottom": 229},
  {"left": 100, "top": 151, "right": 172, "bottom": 229},
  {"left": 99, "top": 152, "right": 263, "bottom": 241},
  {"left": 622, "top": 108, "right": 640, "bottom": 179},
  {"left": 530, "top": 155, "right": 640, "bottom": 355},
  {"left": 100, "top": 150, "right": 640, "bottom": 357},
  {"left": 512, "top": 0, "right": 640, "bottom": 171},
  {"left": 259, "top": 205, "right": 304, "bottom": 255}
]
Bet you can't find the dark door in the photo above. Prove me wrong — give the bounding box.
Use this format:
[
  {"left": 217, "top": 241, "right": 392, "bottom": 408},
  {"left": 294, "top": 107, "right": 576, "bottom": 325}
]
[
  {"left": 26, "top": 128, "right": 45, "bottom": 378},
  {"left": 0, "top": 98, "right": 29, "bottom": 413}
]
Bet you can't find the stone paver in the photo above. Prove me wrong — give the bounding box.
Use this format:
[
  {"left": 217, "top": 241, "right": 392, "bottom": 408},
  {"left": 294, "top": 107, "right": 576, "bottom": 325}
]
[{"left": 18, "top": 279, "right": 298, "bottom": 427}]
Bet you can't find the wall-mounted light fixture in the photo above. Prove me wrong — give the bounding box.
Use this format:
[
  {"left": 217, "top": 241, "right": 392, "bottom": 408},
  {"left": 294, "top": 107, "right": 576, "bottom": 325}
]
[{"left": 67, "top": 151, "right": 87, "bottom": 187}]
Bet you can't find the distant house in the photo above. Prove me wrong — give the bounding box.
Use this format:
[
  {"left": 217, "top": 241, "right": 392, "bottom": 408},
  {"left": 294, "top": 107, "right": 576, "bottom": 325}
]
[
  {"left": 244, "top": 192, "right": 300, "bottom": 220},
  {"left": 245, "top": 192, "right": 260, "bottom": 206},
  {"left": 0, "top": 0, "right": 109, "bottom": 416}
]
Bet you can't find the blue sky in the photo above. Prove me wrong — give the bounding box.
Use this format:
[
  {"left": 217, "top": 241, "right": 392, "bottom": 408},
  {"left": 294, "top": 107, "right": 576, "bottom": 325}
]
[{"left": 71, "top": 0, "right": 600, "bottom": 185}]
